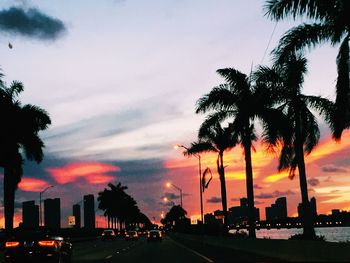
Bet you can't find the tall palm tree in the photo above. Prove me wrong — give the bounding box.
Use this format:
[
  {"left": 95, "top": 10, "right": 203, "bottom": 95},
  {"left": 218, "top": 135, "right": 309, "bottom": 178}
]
[
  {"left": 184, "top": 121, "right": 236, "bottom": 232},
  {"left": 196, "top": 68, "right": 285, "bottom": 238},
  {"left": 254, "top": 53, "right": 334, "bottom": 239},
  {"left": 264, "top": 0, "right": 350, "bottom": 138},
  {"left": 0, "top": 78, "right": 51, "bottom": 232}
]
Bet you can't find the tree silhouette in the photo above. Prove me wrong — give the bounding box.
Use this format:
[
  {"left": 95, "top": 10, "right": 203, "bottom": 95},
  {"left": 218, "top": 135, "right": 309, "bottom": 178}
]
[
  {"left": 254, "top": 52, "right": 334, "bottom": 239},
  {"left": 184, "top": 121, "right": 236, "bottom": 232},
  {"left": 265, "top": 0, "right": 350, "bottom": 138},
  {"left": 0, "top": 76, "right": 51, "bottom": 231},
  {"left": 196, "top": 68, "right": 285, "bottom": 238},
  {"left": 98, "top": 182, "right": 148, "bottom": 230}
]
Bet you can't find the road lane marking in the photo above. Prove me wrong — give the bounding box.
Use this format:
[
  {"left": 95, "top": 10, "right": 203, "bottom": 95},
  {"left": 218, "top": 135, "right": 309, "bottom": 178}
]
[
  {"left": 167, "top": 236, "right": 214, "bottom": 263},
  {"left": 105, "top": 255, "right": 113, "bottom": 259}
]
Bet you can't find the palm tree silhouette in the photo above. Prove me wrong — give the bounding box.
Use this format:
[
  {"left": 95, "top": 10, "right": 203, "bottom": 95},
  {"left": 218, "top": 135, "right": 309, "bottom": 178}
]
[
  {"left": 184, "top": 121, "right": 236, "bottom": 232},
  {"left": 98, "top": 182, "right": 142, "bottom": 230},
  {"left": 265, "top": 0, "right": 350, "bottom": 138},
  {"left": 196, "top": 68, "right": 284, "bottom": 238},
  {"left": 0, "top": 77, "right": 51, "bottom": 232},
  {"left": 254, "top": 53, "right": 334, "bottom": 239}
]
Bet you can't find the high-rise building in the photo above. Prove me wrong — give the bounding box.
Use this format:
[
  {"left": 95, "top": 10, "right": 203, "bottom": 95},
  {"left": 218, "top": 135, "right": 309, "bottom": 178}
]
[
  {"left": 84, "top": 194, "right": 95, "bottom": 229},
  {"left": 310, "top": 197, "right": 317, "bottom": 218},
  {"left": 22, "top": 201, "right": 39, "bottom": 229},
  {"left": 265, "top": 197, "right": 287, "bottom": 220},
  {"left": 44, "top": 198, "right": 61, "bottom": 229},
  {"left": 228, "top": 198, "right": 260, "bottom": 224},
  {"left": 298, "top": 196, "right": 317, "bottom": 219},
  {"left": 73, "top": 204, "right": 81, "bottom": 228}
]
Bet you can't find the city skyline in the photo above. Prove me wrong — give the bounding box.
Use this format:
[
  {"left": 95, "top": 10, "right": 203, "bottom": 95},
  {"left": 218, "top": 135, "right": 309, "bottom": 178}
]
[{"left": 0, "top": 0, "right": 349, "bottom": 228}]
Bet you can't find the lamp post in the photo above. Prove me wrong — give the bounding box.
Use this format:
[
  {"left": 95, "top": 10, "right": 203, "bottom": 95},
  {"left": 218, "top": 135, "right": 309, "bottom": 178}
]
[
  {"left": 174, "top": 144, "right": 203, "bottom": 223},
  {"left": 39, "top": 185, "right": 54, "bottom": 227},
  {"left": 166, "top": 182, "right": 183, "bottom": 208}
]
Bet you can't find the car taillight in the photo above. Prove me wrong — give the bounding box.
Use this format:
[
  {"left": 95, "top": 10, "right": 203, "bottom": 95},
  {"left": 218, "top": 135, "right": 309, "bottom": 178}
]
[
  {"left": 38, "top": 240, "right": 56, "bottom": 247},
  {"left": 5, "top": 241, "right": 20, "bottom": 248}
]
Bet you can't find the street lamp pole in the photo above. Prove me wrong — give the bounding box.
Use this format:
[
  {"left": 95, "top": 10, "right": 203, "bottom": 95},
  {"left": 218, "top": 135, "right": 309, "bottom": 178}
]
[
  {"left": 39, "top": 185, "right": 54, "bottom": 227},
  {"left": 166, "top": 183, "right": 183, "bottom": 208},
  {"left": 175, "top": 144, "right": 203, "bottom": 223}
]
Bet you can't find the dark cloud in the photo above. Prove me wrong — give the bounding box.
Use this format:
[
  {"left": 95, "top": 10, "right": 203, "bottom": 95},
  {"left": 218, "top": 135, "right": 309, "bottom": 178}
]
[
  {"left": 322, "top": 166, "right": 347, "bottom": 173},
  {"left": 255, "top": 190, "right": 295, "bottom": 199},
  {"left": 307, "top": 177, "right": 320, "bottom": 187},
  {"left": 253, "top": 184, "right": 263, "bottom": 189},
  {"left": 231, "top": 197, "right": 241, "bottom": 202},
  {"left": 207, "top": 196, "right": 221, "bottom": 203},
  {"left": 0, "top": 7, "right": 66, "bottom": 40},
  {"left": 162, "top": 192, "right": 180, "bottom": 201}
]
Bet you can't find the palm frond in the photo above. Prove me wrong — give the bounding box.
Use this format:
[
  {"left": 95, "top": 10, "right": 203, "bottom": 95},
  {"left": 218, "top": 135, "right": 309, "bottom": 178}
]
[
  {"left": 183, "top": 141, "right": 217, "bottom": 157},
  {"left": 272, "top": 23, "right": 334, "bottom": 64},
  {"left": 21, "top": 135, "right": 44, "bottom": 162},
  {"left": 216, "top": 68, "right": 248, "bottom": 89},
  {"left": 301, "top": 108, "right": 320, "bottom": 154},
  {"left": 196, "top": 84, "right": 237, "bottom": 114},
  {"left": 264, "top": 0, "right": 335, "bottom": 21},
  {"left": 333, "top": 35, "right": 350, "bottom": 139}
]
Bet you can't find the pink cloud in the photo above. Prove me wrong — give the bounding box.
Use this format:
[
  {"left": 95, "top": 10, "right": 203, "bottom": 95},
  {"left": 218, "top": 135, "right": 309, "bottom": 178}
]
[
  {"left": 18, "top": 178, "right": 50, "bottom": 192},
  {"left": 46, "top": 162, "right": 120, "bottom": 184}
]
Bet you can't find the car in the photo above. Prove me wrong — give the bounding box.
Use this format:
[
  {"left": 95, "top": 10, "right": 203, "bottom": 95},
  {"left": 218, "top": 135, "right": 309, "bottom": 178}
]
[
  {"left": 137, "top": 229, "right": 147, "bottom": 236},
  {"left": 101, "top": 229, "right": 116, "bottom": 240},
  {"left": 4, "top": 231, "right": 72, "bottom": 263},
  {"left": 147, "top": 229, "right": 162, "bottom": 242},
  {"left": 125, "top": 230, "right": 138, "bottom": 241}
]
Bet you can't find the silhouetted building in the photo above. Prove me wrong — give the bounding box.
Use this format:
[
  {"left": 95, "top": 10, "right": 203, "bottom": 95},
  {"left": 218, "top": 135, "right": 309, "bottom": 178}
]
[
  {"left": 298, "top": 196, "right": 317, "bottom": 219},
  {"left": 310, "top": 197, "right": 317, "bottom": 218},
  {"left": 84, "top": 194, "right": 95, "bottom": 229},
  {"left": 22, "top": 201, "right": 39, "bottom": 229},
  {"left": 44, "top": 198, "right": 61, "bottom": 229},
  {"left": 332, "top": 209, "right": 340, "bottom": 216},
  {"left": 266, "top": 197, "right": 287, "bottom": 220},
  {"left": 228, "top": 197, "right": 260, "bottom": 224},
  {"left": 73, "top": 204, "right": 81, "bottom": 228}
]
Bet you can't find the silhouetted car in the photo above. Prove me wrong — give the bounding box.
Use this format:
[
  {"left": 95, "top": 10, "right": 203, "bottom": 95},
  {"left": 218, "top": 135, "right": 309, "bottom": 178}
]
[
  {"left": 147, "top": 229, "right": 162, "bottom": 242},
  {"left": 125, "top": 231, "right": 138, "bottom": 241},
  {"left": 4, "top": 232, "right": 72, "bottom": 263},
  {"left": 101, "top": 229, "right": 116, "bottom": 240},
  {"left": 137, "top": 229, "right": 147, "bottom": 236}
]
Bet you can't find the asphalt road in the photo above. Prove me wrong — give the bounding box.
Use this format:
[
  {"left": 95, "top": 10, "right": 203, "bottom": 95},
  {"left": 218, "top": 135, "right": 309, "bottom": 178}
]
[
  {"left": 73, "top": 236, "right": 212, "bottom": 263},
  {"left": 0, "top": 235, "right": 278, "bottom": 262},
  {"left": 72, "top": 235, "right": 278, "bottom": 263}
]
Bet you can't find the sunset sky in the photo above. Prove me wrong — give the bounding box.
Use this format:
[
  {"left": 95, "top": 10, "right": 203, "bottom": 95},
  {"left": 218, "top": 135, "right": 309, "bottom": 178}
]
[{"left": 0, "top": 0, "right": 349, "bottom": 228}]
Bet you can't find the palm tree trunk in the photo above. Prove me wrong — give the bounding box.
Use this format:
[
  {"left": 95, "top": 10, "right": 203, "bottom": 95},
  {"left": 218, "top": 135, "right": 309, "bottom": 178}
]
[
  {"left": 4, "top": 167, "right": 15, "bottom": 233},
  {"left": 243, "top": 131, "right": 256, "bottom": 238},
  {"left": 217, "top": 152, "right": 228, "bottom": 234},
  {"left": 295, "top": 113, "right": 316, "bottom": 239}
]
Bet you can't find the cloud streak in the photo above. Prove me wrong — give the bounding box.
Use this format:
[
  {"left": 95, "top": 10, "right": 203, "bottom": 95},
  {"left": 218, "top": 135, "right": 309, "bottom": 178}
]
[
  {"left": 255, "top": 190, "right": 295, "bottom": 199},
  {"left": 0, "top": 7, "right": 66, "bottom": 40}
]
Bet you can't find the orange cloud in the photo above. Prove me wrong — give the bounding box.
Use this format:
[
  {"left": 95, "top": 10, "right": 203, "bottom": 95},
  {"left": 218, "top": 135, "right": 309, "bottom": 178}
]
[
  {"left": 18, "top": 178, "right": 50, "bottom": 192},
  {"left": 47, "top": 162, "right": 120, "bottom": 184}
]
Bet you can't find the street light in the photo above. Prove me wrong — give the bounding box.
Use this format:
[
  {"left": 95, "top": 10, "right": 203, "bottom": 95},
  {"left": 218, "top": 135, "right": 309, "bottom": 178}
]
[
  {"left": 39, "top": 185, "right": 54, "bottom": 226},
  {"left": 174, "top": 144, "right": 203, "bottom": 223},
  {"left": 166, "top": 182, "right": 183, "bottom": 208}
]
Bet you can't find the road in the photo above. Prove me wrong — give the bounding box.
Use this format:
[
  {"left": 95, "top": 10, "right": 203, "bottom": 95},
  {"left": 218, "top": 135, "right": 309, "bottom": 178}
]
[
  {"left": 0, "top": 235, "right": 278, "bottom": 262},
  {"left": 72, "top": 235, "right": 278, "bottom": 263}
]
